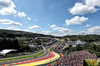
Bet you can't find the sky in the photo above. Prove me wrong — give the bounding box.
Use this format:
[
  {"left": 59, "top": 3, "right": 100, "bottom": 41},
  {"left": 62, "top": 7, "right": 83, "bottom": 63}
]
[{"left": 0, "top": 0, "right": 100, "bottom": 36}]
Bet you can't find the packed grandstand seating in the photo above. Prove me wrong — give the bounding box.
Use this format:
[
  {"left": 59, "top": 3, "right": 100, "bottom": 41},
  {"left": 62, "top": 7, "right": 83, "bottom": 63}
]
[{"left": 48, "top": 50, "right": 97, "bottom": 66}]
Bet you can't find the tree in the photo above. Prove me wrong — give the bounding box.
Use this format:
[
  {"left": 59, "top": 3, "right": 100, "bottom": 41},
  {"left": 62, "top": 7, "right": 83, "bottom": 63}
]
[
  {"left": 89, "top": 43, "right": 96, "bottom": 50},
  {"left": 75, "top": 44, "right": 83, "bottom": 51},
  {"left": 35, "top": 40, "right": 41, "bottom": 45}
]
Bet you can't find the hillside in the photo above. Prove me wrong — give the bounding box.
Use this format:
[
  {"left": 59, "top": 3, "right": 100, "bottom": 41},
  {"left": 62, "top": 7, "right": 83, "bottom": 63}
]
[
  {"left": 63, "top": 35, "right": 100, "bottom": 42},
  {"left": 0, "top": 29, "right": 54, "bottom": 38}
]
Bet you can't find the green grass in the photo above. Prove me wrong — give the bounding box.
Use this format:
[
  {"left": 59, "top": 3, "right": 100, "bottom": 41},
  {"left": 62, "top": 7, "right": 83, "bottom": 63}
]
[
  {"left": 0, "top": 51, "right": 44, "bottom": 62},
  {"left": 56, "top": 40, "right": 61, "bottom": 45},
  {"left": 49, "top": 40, "right": 61, "bottom": 51},
  {"left": 49, "top": 47, "right": 55, "bottom": 51}
]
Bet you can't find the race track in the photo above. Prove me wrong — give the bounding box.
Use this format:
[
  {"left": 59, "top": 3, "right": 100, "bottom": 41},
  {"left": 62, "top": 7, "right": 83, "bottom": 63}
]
[{"left": 0, "top": 51, "right": 60, "bottom": 66}]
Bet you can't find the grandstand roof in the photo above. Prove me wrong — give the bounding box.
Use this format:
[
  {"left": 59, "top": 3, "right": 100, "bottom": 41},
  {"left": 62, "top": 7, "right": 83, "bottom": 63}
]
[{"left": 0, "top": 49, "right": 17, "bottom": 56}]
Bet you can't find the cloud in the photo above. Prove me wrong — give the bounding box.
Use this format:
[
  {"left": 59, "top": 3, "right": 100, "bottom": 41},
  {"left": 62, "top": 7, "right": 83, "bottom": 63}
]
[
  {"left": 30, "top": 26, "right": 100, "bottom": 36},
  {"left": 50, "top": 24, "right": 100, "bottom": 36},
  {"left": 42, "top": 31, "right": 54, "bottom": 35},
  {"left": 52, "top": 27, "right": 70, "bottom": 32},
  {"left": 85, "top": 0, "right": 100, "bottom": 7},
  {"left": 69, "top": 0, "right": 100, "bottom": 15},
  {"left": 0, "top": 0, "right": 15, "bottom": 8},
  {"left": 35, "top": 19, "right": 38, "bottom": 22},
  {"left": 24, "top": 29, "right": 31, "bottom": 32},
  {"left": 69, "top": 3, "right": 97, "bottom": 15},
  {"left": 32, "top": 31, "right": 37, "bottom": 33},
  {"left": 50, "top": 25, "right": 73, "bottom": 36},
  {"left": 65, "top": 16, "right": 88, "bottom": 25},
  {"left": 73, "top": 31, "right": 87, "bottom": 35},
  {"left": 73, "top": 26, "right": 100, "bottom": 35},
  {"left": 17, "top": 12, "right": 26, "bottom": 17},
  {"left": 85, "top": 24, "right": 91, "bottom": 27},
  {"left": 50, "top": 24, "right": 57, "bottom": 28},
  {"left": 27, "top": 17, "right": 31, "bottom": 20},
  {"left": 41, "top": 31, "right": 63, "bottom": 36},
  {"left": 28, "top": 25, "right": 41, "bottom": 29},
  {"left": 0, "top": 0, "right": 26, "bottom": 17},
  {"left": 0, "top": 7, "right": 17, "bottom": 15},
  {"left": 47, "top": 24, "right": 50, "bottom": 25},
  {"left": 87, "top": 26, "right": 100, "bottom": 34},
  {"left": 0, "top": 19, "right": 22, "bottom": 26},
  {"left": 8, "top": 27, "right": 21, "bottom": 31}
]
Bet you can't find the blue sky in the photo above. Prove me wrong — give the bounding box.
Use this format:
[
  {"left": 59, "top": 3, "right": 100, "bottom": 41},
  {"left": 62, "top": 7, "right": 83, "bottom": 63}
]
[{"left": 0, "top": 0, "right": 100, "bottom": 36}]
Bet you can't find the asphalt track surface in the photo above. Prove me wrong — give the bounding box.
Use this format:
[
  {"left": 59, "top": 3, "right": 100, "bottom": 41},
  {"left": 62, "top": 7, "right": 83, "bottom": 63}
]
[
  {"left": 0, "top": 46, "right": 48, "bottom": 66},
  {"left": 0, "top": 51, "right": 60, "bottom": 66},
  {"left": 0, "top": 42, "right": 60, "bottom": 66}
]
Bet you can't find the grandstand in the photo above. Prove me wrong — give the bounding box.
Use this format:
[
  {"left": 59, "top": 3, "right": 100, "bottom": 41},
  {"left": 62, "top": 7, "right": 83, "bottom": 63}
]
[{"left": 48, "top": 50, "right": 97, "bottom": 66}]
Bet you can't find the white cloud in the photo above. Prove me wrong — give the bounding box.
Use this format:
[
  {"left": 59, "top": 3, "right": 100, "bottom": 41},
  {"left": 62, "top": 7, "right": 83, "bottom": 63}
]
[
  {"left": 8, "top": 27, "right": 21, "bottom": 31},
  {"left": 50, "top": 25, "right": 73, "bottom": 36},
  {"left": 0, "top": 0, "right": 15, "bottom": 8},
  {"left": 30, "top": 26, "right": 100, "bottom": 36},
  {"left": 73, "top": 26, "right": 100, "bottom": 35},
  {"left": 87, "top": 26, "right": 100, "bottom": 34},
  {"left": 35, "top": 19, "right": 38, "bottom": 22},
  {"left": 28, "top": 25, "right": 41, "bottom": 29},
  {"left": 27, "top": 17, "right": 31, "bottom": 20},
  {"left": 0, "top": 19, "right": 22, "bottom": 26},
  {"left": 0, "top": 0, "right": 26, "bottom": 17},
  {"left": 85, "top": 24, "right": 91, "bottom": 27},
  {"left": 32, "top": 31, "right": 37, "bottom": 33},
  {"left": 65, "top": 16, "right": 88, "bottom": 25},
  {"left": 42, "top": 31, "right": 54, "bottom": 35},
  {"left": 24, "top": 29, "right": 30, "bottom": 32},
  {"left": 50, "top": 24, "right": 57, "bottom": 28},
  {"left": 69, "top": 3, "right": 97, "bottom": 15},
  {"left": 0, "top": 7, "right": 17, "bottom": 15},
  {"left": 69, "top": 0, "right": 100, "bottom": 15},
  {"left": 41, "top": 31, "right": 62, "bottom": 36},
  {"left": 17, "top": 12, "right": 26, "bottom": 17},
  {"left": 73, "top": 31, "right": 87, "bottom": 35},
  {"left": 38, "top": 26, "right": 100, "bottom": 36},
  {"left": 85, "top": 0, "right": 100, "bottom": 7},
  {"left": 47, "top": 24, "right": 50, "bottom": 25},
  {"left": 52, "top": 27, "right": 69, "bottom": 32}
]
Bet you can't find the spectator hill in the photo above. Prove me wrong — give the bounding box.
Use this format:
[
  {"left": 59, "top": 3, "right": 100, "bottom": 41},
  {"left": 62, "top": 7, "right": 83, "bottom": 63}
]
[{"left": 52, "top": 50, "right": 97, "bottom": 66}]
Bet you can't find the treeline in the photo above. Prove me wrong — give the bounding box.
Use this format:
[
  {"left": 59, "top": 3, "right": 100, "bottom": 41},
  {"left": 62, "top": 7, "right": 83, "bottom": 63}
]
[
  {"left": 0, "top": 39, "right": 20, "bottom": 50},
  {"left": 63, "top": 35, "right": 100, "bottom": 42},
  {"left": 0, "top": 29, "right": 54, "bottom": 38},
  {"left": 0, "top": 39, "right": 43, "bottom": 52},
  {"left": 63, "top": 43, "right": 100, "bottom": 57}
]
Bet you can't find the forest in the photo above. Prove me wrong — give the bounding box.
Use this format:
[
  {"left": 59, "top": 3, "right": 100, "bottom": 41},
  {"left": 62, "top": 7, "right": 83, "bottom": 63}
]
[
  {"left": 63, "top": 35, "right": 100, "bottom": 42},
  {"left": 0, "top": 39, "right": 20, "bottom": 50},
  {"left": 63, "top": 43, "right": 100, "bottom": 57},
  {"left": 0, "top": 29, "right": 54, "bottom": 38}
]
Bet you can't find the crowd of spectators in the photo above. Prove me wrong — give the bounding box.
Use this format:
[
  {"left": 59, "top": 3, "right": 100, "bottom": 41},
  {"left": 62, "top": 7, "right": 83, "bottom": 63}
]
[{"left": 48, "top": 50, "right": 97, "bottom": 66}]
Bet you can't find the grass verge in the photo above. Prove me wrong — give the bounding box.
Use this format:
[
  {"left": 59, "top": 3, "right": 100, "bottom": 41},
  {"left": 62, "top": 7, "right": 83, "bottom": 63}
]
[
  {"left": 0, "top": 51, "right": 44, "bottom": 62},
  {"left": 49, "top": 47, "right": 55, "bottom": 51},
  {"left": 56, "top": 40, "right": 61, "bottom": 45}
]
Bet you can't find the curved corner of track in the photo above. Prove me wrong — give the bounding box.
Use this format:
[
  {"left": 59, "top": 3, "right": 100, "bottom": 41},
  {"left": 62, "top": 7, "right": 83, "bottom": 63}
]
[{"left": 11, "top": 51, "right": 60, "bottom": 66}]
